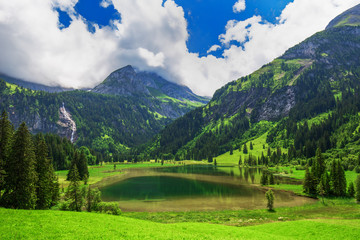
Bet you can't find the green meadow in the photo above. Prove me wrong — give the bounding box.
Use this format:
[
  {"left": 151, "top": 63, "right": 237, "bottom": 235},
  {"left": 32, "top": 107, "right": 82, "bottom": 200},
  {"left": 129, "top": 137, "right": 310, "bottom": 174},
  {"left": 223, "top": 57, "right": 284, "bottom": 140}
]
[{"left": 1, "top": 207, "right": 360, "bottom": 240}]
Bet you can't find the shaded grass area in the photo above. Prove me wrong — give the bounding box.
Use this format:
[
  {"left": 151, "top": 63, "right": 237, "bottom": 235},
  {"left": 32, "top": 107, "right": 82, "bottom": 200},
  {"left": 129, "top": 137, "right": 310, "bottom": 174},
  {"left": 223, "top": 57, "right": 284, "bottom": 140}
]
[
  {"left": 124, "top": 198, "right": 360, "bottom": 227},
  {"left": 1, "top": 207, "right": 359, "bottom": 240}
]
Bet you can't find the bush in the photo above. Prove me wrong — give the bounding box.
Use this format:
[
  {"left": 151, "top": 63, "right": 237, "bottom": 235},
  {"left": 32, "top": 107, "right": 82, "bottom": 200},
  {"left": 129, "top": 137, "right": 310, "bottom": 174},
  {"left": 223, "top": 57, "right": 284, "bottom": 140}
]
[
  {"left": 355, "top": 166, "right": 360, "bottom": 174},
  {"left": 59, "top": 200, "right": 71, "bottom": 211},
  {"left": 98, "top": 202, "right": 122, "bottom": 215}
]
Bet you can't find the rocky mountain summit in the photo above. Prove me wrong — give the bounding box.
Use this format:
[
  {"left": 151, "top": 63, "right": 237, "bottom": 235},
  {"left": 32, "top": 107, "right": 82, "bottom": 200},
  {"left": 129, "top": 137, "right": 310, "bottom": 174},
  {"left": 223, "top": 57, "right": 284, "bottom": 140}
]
[{"left": 92, "top": 65, "right": 208, "bottom": 104}]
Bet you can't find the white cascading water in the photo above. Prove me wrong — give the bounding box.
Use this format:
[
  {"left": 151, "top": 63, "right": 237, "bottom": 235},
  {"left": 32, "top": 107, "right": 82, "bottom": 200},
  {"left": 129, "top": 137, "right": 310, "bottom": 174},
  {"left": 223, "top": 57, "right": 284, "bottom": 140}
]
[{"left": 61, "top": 102, "right": 76, "bottom": 143}]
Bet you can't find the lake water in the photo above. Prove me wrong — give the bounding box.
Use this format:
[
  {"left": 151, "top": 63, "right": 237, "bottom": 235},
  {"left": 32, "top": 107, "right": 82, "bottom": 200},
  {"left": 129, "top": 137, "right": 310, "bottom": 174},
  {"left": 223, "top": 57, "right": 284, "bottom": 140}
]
[{"left": 99, "top": 165, "right": 314, "bottom": 212}]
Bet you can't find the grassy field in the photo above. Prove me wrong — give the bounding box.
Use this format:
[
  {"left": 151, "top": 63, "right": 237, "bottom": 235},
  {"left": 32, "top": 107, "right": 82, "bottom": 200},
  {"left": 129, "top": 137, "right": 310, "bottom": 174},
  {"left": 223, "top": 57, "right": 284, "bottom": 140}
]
[{"left": 1, "top": 207, "right": 360, "bottom": 240}]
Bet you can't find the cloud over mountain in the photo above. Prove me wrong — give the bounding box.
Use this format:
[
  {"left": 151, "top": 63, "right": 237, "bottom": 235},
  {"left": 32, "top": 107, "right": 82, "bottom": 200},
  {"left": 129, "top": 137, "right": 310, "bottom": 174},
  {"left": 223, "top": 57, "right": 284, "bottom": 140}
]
[{"left": 0, "top": 0, "right": 358, "bottom": 96}]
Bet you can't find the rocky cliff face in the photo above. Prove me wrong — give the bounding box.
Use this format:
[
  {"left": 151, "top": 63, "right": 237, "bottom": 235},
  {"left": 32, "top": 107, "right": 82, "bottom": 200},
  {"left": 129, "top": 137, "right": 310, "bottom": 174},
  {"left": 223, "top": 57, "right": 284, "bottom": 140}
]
[{"left": 7, "top": 105, "right": 76, "bottom": 142}]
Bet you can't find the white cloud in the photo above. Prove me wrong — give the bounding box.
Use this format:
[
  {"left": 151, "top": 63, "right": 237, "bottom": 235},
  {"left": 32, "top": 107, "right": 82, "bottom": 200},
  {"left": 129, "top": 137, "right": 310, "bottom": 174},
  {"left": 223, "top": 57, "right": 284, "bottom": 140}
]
[
  {"left": 100, "top": 0, "right": 113, "bottom": 8},
  {"left": 233, "top": 0, "right": 246, "bottom": 13},
  {"left": 0, "top": 0, "right": 359, "bottom": 96},
  {"left": 207, "top": 45, "right": 221, "bottom": 54}
]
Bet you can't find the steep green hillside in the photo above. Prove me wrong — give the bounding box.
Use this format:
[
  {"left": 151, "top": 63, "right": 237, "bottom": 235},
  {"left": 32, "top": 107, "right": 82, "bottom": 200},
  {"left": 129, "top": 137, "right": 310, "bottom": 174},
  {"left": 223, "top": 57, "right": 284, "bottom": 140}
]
[
  {"left": 0, "top": 80, "right": 172, "bottom": 159},
  {"left": 1, "top": 208, "right": 360, "bottom": 240},
  {"left": 145, "top": 8, "right": 360, "bottom": 163}
]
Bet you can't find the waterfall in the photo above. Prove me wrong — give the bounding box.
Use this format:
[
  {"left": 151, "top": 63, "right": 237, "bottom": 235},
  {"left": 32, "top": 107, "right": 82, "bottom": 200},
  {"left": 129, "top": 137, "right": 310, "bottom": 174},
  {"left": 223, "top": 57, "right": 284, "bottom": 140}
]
[{"left": 61, "top": 102, "right": 76, "bottom": 143}]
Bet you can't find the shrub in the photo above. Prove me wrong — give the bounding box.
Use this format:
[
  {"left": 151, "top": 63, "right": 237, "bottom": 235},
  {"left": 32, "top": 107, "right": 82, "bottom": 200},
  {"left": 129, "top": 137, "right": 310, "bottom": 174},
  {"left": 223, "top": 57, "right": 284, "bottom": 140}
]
[
  {"left": 355, "top": 166, "right": 360, "bottom": 174},
  {"left": 98, "top": 202, "right": 122, "bottom": 215},
  {"left": 59, "top": 200, "right": 71, "bottom": 211}
]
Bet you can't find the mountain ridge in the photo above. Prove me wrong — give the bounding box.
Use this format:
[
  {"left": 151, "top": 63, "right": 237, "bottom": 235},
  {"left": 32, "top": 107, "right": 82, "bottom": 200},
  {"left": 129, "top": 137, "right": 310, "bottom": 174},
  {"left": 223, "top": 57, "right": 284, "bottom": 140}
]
[{"left": 144, "top": 5, "right": 360, "bottom": 162}]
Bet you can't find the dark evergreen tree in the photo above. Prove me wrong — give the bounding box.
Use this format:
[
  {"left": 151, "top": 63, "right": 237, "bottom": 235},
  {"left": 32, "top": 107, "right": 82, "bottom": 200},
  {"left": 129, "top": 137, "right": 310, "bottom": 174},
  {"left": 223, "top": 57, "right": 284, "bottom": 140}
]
[
  {"left": 67, "top": 151, "right": 79, "bottom": 181},
  {"left": 66, "top": 165, "right": 83, "bottom": 212},
  {"left": 3, "top": 122, "right": 37, "bottom": 209},
  {"left": 34, "top": 134, "right": 59, "bottom": 209},
  {"left": 312, "top": 148, "right": 326, "bottom": 182},
  {"left": 229, "top": 145, "right": 233, "bottom": 155},
  {"left": 0, "top": 111, "right": 13, "bottom": 200},
  {"left": 321, "top": 172, "right": 331, "bottom": 196},
  {"left": 330, "top": 160, "right": 347, "bottom": 196},
  {"left": 317, "top": 180, "right": 325, "bottom": 204},
  {"left": 355, "top": 175, "right": 360, "bottom": 203},
  {"left": 243, "top": 143, "right": 248, "bottom": 154},
  {"left": 78, "top": 151, "right": 89, "bottom": 181},
  {"left": 303, "top": 165, "right": 316, "bottom": 195},
  {"left": 86, "top": 186, "right": 101, "bottom": 212},
  {"left": 249, "top": 142, "right": 253, "bottom": 150},
  {"left": 348, "top": 182, "right": 355, "bottom": 198}
]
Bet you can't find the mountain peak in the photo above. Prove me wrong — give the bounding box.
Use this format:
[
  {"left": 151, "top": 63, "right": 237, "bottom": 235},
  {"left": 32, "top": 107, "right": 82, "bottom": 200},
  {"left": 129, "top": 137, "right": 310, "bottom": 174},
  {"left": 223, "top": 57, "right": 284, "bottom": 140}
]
[{"left": 326, "top": 4, "right": 360, "bottom": 29}]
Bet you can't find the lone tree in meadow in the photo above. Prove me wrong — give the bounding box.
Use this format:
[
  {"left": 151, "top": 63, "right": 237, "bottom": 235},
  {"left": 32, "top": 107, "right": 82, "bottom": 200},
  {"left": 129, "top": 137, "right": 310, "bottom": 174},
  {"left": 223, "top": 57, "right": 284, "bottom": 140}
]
[{"left": 265, "top": 189, "right": 274, "bottom": 211}]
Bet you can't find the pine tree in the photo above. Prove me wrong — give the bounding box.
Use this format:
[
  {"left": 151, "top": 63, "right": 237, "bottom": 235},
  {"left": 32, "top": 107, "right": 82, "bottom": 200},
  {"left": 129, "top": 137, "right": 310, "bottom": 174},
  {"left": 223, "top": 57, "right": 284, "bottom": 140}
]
[
  {"left": 303, "top": 165, "right": 316, "bottom": 195},
  {"left": 3, "top": 122, "right": 37, "bottom": 209},
  {"left": 348, "top": 182, "right": 355, "bottom": 198},
  {"left": 66, "top": 165, "right": 83, "bottom": 211},
  {"left": 78, "top": 151, "right": 89, "bottom": 181},
  {"left": 265, "top": 189, "right": 274, "bottom": 211},
  {"left": 355, "top": 175, "right": 360, "bottom": 203},
  {"left": 312, "top": 148, "right": 325, "bottom": 182},
  {"left": 34, "top": 134, "right": 59, "bottom": 209},
  {"left": 86, "top": 186, "right": 102, "bottom": 212},
  {"left": 250, "top": 142, "right": 253, "bottom": 150},
  {"left": 230, "top": 145, "right": 233, "bottom": 155},
  {"left": 243, "top": 143, "right": 248, "bottom": 154},
  {"left": 67, "top": 151, "right": 79, "bottom": 181},
  {"left": 331, "top": 160, "right": 347, "bottom": 196},
  {"left": 317, "top": 180, "right": 325, "bottom": 204},
  {"left": 0, "top": 111, "right": 13, "bottom": 201},
  {"left": 321, "top": 172, "right": 331, "bottom": 196},
  {"left": 238, "top": 156, "right": 241, "bottom": 166}
]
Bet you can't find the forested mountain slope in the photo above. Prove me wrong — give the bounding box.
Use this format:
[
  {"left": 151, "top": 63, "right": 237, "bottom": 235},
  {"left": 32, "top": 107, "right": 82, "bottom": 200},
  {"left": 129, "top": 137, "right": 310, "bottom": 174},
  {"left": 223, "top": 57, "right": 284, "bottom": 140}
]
[{"left": 146, "top": 4, "right": 360, "bottom": 164}]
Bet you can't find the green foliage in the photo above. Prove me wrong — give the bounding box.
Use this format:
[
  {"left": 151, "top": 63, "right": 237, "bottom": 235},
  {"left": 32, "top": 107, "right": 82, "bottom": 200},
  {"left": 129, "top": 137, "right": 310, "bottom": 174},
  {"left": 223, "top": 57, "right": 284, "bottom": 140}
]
[
  {"left": 34, "top": 134, "right": 59, "bottom": 209},
  {"left": 265, "top": 189, "right": 274, "bottom": 211},
  {"left": 348, "top": 182, "right": 355, "bottom": 198},
  {"left": 355, "top": 175, "right": 360, "bottom": 202},
  {"left": 0, "top": 111, "right": 13, "bottom": 198},
  {"left": 85, "top": 186, "right": 102, "bottom": 212},
  {"left": 3, "top": 122, "right": 37, "bottom": 209},
  {"left": 97, "top": 202, "right": 122, "bottom": 215},
  {"left": 66, "top": 165, "right": 83, "bottom": 212}
]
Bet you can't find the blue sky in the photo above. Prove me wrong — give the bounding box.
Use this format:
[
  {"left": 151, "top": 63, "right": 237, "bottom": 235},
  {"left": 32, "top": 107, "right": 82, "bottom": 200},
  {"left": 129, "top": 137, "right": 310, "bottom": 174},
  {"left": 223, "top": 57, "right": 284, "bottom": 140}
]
[
  {"left": 0, "top": 0, "right": 358, "bottom": 96},
  {"left": 57, "top": 0, "right": 293, "bottom": 57}
]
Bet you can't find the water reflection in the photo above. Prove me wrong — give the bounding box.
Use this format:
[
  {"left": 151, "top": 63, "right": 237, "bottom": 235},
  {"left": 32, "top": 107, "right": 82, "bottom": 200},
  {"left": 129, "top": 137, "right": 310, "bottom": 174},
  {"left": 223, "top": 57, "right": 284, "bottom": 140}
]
[{"left": 98, "top": 165, "right": 311, "bottom": 212}]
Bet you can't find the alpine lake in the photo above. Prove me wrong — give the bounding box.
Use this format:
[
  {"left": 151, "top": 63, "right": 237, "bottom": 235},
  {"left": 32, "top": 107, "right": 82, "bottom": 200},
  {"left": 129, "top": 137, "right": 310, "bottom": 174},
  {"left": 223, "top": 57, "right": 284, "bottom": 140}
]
[{"left": 98, "top": 165, "right": 315, "bottom": 212}]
